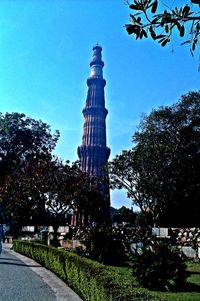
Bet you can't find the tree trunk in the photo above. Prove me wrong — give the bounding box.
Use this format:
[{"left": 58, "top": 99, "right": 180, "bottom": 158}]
[{"left": 51, "top": 224, "right": 60, "bottom": 247}]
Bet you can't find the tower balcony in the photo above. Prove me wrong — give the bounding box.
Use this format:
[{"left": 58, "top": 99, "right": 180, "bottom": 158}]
[
  {"left": 82, "top": 106, "right": 108, "bottom": 118},
  {"left": 87, "top": 77, "right": 106, "bottom": 87},
  {"left": 77, "top": 144, "right": 110, "bottom": 162}
]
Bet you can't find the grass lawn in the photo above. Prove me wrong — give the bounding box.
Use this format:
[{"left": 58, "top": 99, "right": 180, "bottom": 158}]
[
  {"left": 113, "top": 261, "right": 200, "bottom": 301},
  {"left": 157, "top": 261, "right": 200, "bottom": 301}
]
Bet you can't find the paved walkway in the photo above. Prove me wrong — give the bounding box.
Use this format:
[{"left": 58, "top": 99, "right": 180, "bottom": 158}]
[{"left": 0, "top": 243, "right": 82, "bottom": 301}]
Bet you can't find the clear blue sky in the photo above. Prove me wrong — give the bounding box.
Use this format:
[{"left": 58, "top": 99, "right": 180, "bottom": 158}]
[{"left": 0, "top": 0, "right": 199, "bottom": 209}]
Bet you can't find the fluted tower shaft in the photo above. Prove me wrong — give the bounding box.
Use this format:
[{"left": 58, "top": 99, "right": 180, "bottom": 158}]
[{"left": 77, "top": 46, "right": 110, "bottom": 177}]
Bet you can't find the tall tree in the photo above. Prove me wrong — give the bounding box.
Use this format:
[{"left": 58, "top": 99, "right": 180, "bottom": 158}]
[
  {"left": 125, "top": 1, "right": 200, "bottom": 54},
  {"left": 109, "top": 149, "right": 156, "bottom": 223},
  {"left": 36, "top": 158, "right": 77, "bottom": 245},
  {"left": 0, "top": 112, "right": 59, "bottom": 223},
  {"left": 41, "top": 158, "right": 111, "bottom": 244},
  {"left": 109, "top": 92, "right": 200, "bottom": 226},
  {"left": 0, "top": 112, "right": 107, "bottom": 235},
  {"left": 70, "top": 163, "right": 110, "bottom": 227}
]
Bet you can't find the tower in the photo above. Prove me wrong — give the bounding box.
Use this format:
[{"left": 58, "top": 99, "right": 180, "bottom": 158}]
[
  {"left": 76, "top": 45, "right": 110, "bottom": 225},
  {"left": 78, "top": 45, "right": 110, "bottom": 176}
]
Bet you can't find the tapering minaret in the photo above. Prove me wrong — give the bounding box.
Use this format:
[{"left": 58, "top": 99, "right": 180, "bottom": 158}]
[
  {"left": 78, "top": 45, "right": 110, "bottom": 177},
  {"left": 76, "top": 45, "right": 110, "bottom": 225}
]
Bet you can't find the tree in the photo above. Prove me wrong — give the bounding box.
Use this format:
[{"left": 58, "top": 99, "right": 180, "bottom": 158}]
[
  {"left": 35, "top": 158, "right": 77, "bottom": 246},
  {"left": 113, "top": 206, "right": 137, "bottom": 224},
  {"left": 1, "top": 157, "right": 47, "bottom": 225},
  {"left": 131, "top": 241, "right": 187, "bottom": 290},
  {"left": 70, "top": 166, "right": 110, "bottom": 227},
  {"left": 0, "top": 112, "right": 59, "bottom": 223},
  {"left": 0, "top": 112, "right": 109, "bottom": 238},
  {"left": 40, "top": 160, "right": 97, "bottom": 236},
  {"left": 125, "top": 0, "right": 200, "bottom": 54},
  {"left": 109, "top": 92, "right": 200, "bottom": 226},
  {"left": 109, "top": 149, "right": 157, "bottom": 224},
  {"left": 36, "top": 158, "right": 109, "bottom": 244}
]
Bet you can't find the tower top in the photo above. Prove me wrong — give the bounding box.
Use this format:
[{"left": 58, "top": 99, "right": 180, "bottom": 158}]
[
  {"left": 90, "top": 45, "right": 104, "bottom": 78},
  {"left": 93, "top": 43, "right": 102, "bottom": 51},
  {"left": 90, "top": 45, "right": 104, "bottom": 66}
]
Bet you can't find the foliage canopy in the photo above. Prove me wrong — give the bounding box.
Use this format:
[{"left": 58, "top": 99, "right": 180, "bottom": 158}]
[
  {"left": 109, "top": 92, "right": 200, "bottom": 226},
  {"left": 125, "top": 0, "right": 200, "bottom": 54},
  {"left": 0, "top": 112, "right": 59, "bottom": 223}
]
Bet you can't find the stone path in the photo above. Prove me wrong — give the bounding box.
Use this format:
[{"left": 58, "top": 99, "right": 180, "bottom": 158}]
[{"left": 0, "top": 244, "right": 82, "bottom": 301}]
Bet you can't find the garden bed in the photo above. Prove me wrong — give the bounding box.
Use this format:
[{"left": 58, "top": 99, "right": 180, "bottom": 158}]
[{"left": 13, "top": 240, "right": 162, "bottom": 301}]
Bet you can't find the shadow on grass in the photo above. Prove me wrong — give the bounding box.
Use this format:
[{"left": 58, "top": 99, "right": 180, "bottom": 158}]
[
  {"left": 188, "top": 271, "right": 200, "bottom": 275},
  {"left": 149, "top": 272, "right": 200, "bottom": 294},
  {"left": 179, "top": 282, "right": 200, "bottom": 293},
  {"left": 150, "top": 282, "right": 200, "bottom": 294}
]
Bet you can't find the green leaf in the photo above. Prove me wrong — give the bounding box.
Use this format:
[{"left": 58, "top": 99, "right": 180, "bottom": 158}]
[
  {"left": 180, "top": 40, "right": 191, "bottom": 45},
  {"left": 161, "top": 38, "right": 169, "bottom": 47},
  {"left": 129, "top": 4, "right": 139, "bottom": 10},
  {"left": 158, "top": 37, "right": 166, "bottom": 43},
  {"left": 180, "top": 25, "right": 185, "bottom": 37},
  {"left": 175, "top": 21, "right": 181, "bottom": 32},
  {"left": 151, "top": 16, "right": 161, "bottom": 24},
  {"left": 182, "top": 5, "right": 190, "bottom": 16},
  {"left": 155, "top": 34, "right": 166, "bottom": 40},
  {"left": 151, "top": 0, "right": 158, "bottom": 14},
  {"left": 130, "top": 14, "right": 137, "bottom": 23},
  {"left": 125, "top": 24, "right": 140, "bottom": 36},
  {"left": 142, "top": 29, "right": 148, "bottom": 38},
  {"left": 149, "top": 26, "right": 156, "bottom": 40}
]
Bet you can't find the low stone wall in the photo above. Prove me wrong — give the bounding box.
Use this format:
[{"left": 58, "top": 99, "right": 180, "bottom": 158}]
[
  {"left": 153, "top": 227, "right": 200, "bottom": 259},
  {"left": 170, "top": 227, "right": 200, "bottom": 247},
  {"left": 62, "top": 239, "right": 86, "bottom": 250}
]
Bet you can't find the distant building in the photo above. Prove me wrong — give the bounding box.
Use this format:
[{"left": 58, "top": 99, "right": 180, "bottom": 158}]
[{"left": 72, "top": 45, "right": 110, "bottom": 225}]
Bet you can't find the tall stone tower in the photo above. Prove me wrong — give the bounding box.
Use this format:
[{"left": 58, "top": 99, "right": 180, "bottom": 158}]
[
  {"left": 78, "top": 45, "right": 110, "bottom": 177},
  {"left": 76, "top": 45, "right": 110, "bottom": 225}
]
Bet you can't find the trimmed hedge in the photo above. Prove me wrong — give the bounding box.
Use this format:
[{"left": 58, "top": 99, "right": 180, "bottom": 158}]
[{"left": 13, "top": 240, "right": 164, "bottom": 301}]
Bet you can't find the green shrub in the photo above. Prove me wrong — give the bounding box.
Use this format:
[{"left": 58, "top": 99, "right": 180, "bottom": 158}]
[
  {"left": 30, "top": 238, "right": 47, "bottom": 245},
  {"left": 131, "top": 241, "right": 188, "bottom": 291},
  {"left": 77, "top": 227, "right": 127, "bottom": 266},
  {"left": 13, "top": 240, "right": 164, "bottom": 301}
]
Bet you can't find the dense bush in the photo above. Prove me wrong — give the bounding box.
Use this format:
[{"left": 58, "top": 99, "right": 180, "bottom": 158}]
[
  {"left": 86, "top": 227, "right": 127, "bottom": 265},
  {"left": 13, "top": 240, "right": 163, "bottom": 301},
  {"left": 131, "top": 241, "right": 188, "bottom": 291}
]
